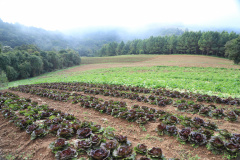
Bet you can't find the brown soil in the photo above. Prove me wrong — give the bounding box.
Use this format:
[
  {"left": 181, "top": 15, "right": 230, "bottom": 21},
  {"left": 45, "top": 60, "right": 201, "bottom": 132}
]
[
  {"left": 1, "top": 88, "right": 238, "bottom": 160},
  {"left": 64, "top": 55, "right": 240, "bottom": 74}
]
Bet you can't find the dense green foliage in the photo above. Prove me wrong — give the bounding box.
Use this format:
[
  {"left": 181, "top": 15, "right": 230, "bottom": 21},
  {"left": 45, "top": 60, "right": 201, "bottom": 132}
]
[
  {"left": 225, "top": 36, "right": 240, "bottom": 64},
  {"left": 0, "top": 44, "right": 81, "bottom": 81},
  {"left": 98, "top": 31, "right": 239, "bottom": 63},
  {"left": 63, "top": 66, "right": 240, "bottom": 97}
]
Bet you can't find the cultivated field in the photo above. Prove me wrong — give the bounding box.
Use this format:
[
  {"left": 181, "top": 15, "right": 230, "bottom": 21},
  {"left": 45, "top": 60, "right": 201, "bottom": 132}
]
[{"left": 1, "top": 55, "right": 240, "bottom": 160}]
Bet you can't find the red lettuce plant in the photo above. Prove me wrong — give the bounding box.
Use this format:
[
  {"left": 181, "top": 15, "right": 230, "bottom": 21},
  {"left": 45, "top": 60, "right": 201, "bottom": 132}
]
[{"left": 55, "top": 147, "right": 77, "bottom": 160}]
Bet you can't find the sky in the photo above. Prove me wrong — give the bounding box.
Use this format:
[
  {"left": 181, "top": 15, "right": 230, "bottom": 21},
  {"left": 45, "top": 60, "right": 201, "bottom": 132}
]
[{"left": 0, "top": 0, "right": 240, "bottom": 31}]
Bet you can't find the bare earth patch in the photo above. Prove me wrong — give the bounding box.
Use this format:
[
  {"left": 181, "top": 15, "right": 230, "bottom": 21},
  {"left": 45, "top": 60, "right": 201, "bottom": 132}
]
[{"left": 63, "top": 55, "right": 240, "bottom": 74}]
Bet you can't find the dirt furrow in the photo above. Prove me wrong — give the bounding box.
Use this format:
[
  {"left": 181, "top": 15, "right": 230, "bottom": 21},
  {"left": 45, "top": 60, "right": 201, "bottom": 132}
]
[{"left": 1, "top": 90, "right": 226, "bottom": 159}]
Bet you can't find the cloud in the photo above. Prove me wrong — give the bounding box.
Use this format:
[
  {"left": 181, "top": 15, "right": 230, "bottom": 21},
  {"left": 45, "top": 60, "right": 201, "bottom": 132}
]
[{"left": 0, "top": 0, "right": 240, "bottom": 30}]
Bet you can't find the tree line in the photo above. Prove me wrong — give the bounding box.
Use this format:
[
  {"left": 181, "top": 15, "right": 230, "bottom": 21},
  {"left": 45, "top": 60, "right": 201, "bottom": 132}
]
[
  {"left": 0, "top": 44, "right": 81, "bottom": 82},
  {"left": 98, "top": 30, "right": 240, "bottom": 64}
]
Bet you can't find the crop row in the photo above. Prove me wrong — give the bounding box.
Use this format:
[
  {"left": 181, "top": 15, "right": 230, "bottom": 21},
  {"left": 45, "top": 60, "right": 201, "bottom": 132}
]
[
  {"left": 0, "top": 91, "right": 170, "bottom": 160},
  {"left": 6, "top": 87, "right": 240, "bottom": 159},
  {"left": 9, "top": 85, "right": 227, "bottom": 128},
  {"left": 156, "top": 122, "right": 240, "bottom": 159},
  {"left": 35, "top": 82, "right": 240, "bottom": 105},
  {"left": 16, "top": 83, "right": 240, "bottom": 123}
]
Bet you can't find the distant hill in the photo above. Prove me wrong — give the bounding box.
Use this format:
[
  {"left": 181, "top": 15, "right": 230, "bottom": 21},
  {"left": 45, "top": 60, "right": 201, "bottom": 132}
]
[{"left": 1, "top": 19, "right": 239, "bottom": 56}]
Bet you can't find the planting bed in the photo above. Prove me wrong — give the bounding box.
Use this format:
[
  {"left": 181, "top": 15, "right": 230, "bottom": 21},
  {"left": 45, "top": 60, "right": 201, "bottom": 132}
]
[{"left": 1, "top": 82, "right": 240, "bottom": 159}]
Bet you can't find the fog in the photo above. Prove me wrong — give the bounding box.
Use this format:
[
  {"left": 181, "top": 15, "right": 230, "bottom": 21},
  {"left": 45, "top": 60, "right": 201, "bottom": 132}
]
[{"left": 0, "top": 0, "right": 240, "bottom": 32}]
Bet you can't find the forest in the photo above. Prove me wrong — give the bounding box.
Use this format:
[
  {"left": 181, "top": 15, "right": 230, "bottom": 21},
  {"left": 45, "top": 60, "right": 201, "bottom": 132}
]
[
  {"left": 1, "top": 19, "right": 240, "bottom": 85},
  {"left": 0, "top": 44, "right": 81, "bottom": 83},
  {"left": 0, "top": 19, "right": 120, "bottom": 56},
  {"left": 98, "top": 31, "right": 240, "bottom": 64}
]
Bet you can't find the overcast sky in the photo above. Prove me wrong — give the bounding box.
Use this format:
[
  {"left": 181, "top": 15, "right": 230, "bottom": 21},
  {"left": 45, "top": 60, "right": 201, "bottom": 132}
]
[{"left": 0, "top": 0, "right": 240, "bottom": 31}]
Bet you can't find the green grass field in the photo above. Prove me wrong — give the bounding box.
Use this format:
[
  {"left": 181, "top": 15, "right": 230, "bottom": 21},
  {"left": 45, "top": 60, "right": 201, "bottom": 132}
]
[{"left": 3, "top": 65, "right": 240, "bottom": 98}]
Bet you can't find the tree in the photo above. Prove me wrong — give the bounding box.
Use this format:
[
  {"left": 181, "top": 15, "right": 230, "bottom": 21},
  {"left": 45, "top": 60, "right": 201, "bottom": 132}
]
[
  {"left": 122, "top": 41, "right": 130, "bottom": 55},
  {"left": 0, "top": 54, "right": 10, "bottom": 70},
  {"left": 0, "top": 69, "right": 8, "bottom": 87},
  {"left": 167, "top": 35, "right": 178, "bottom": 54},
  {"left": 5, "top": 65, "right": 18, "bottom": 81},
  {"left": 218, "top": 31, "right": 229, "bottom": 57},
  {"left": 2, "top": 46, "right": 13, "bottom": 53},
  {"left": 48, "top": 51, "right": 61, "bottom": 70},
  {"left": 129, "top": 40, "right": 138, "bottom": 54},
  {"left": 18, "top": 62, "right": 31, "bottom": 79},
  {"left": 29, "top": 55, "right": 43, "bottom": 76},
  {"left": 106, "top": 42, "right": 118, "bottom": 56},
  {"left": 177, "top": 33, "right": 188, "bottom": 54},
  {"left": 116, "top": 41, "right": 125, "bottom": 55},
  {"left": 198, "top": 31, "right": 219, "bottom": 55},
  {"left": 225, "top": 36, "right": 240, "bottom": 64},
  {"left": 136, "top": 40, "right": 144, "bottom": 54}
]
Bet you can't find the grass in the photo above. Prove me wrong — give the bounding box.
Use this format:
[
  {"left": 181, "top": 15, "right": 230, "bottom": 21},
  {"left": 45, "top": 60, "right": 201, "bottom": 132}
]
[{"left": 2, "top": 65, "right": 240, "bottom": 98}]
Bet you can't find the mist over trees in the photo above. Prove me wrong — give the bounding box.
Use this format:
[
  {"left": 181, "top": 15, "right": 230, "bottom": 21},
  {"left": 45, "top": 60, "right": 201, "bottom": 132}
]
[
  {"left": 0, "top": 19, "right": 121, "bottom": 56},
  {"left": 98, "top": 30, "right": 240, "bottom": 64}
]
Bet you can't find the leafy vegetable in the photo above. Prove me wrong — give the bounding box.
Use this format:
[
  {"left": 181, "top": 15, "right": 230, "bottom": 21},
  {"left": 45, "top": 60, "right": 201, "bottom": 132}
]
[
  {"left": 165, "top": 125, "right": 178, "bottom": 136},
  {"left": 190, "top": 117, "right": 205, "bottom": 128},
  {"left": 112, "top": 145, "right": 135, "bottom": 159},
  {"left": 224, "top": 143, "right": 240, "bottom": 153},
  {"left": 134, "top": 144, "right": 147, "bottom": 155},
  {"left": 189, "top": 132, "right": 207, "bottom": 146},
  {"left": 55, "top": 147, "right": 77, "bottom": 160},
  {"left": 219, "top": 129, "right": 232, "bottom": 138},
  {"left": 91, "top": 134, "right": 102, "bottom": 146},
  {"left": 26, "top": 124, "right": 39, "bottom": 134},
  {"left": 31, "top": 128, "right": 47, "bottom": 140},
  {"left": 89, "top": 148, "right": 110, "bottom": 160},
  {"left": 49, "top": 138, "right": 69, "bottom": 153},
  {"left": 178, "top": 128, "right": 191, "bottom": 143},
  {"left": 156, "top": 123, "right": 166, "bottom": 136},
  {"left": 49, "top": 124, "right": 61, "bottom": 134},
  {"left": 57, "top": 128, "right": 74, "bottom": 138},
  {"left": 225, "top": 111, "right": 238, "bottom": 121},
  {"left": 77, "top": 128, "right": 92, "bottom": 139},
  {"left": 101, "top": 140, "right": 118, "bottom": 151},
  {"left": 148, "top": 147, "right": 164, "bottom": 159},
  {"left": 75, "top": 139, "right": 92, "bottom": 152},
  {"left": 206, "top": 136, "right": 225, "bottom": 154}
]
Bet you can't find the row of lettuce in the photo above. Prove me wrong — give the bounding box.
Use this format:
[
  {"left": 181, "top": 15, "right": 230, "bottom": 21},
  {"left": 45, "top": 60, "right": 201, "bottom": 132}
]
[
  {"left": 21, "top": 82, "right": 240, "bottom": 123},
  {"left": 8, "top": 84, "right": 240, "bottom": 159},
  {"left": 0, "top": 91, "right": 169, "bottom": 160},
  {"left": 37, "top": 82, "right": 240, "bottom": 105},
  {"left": 9, "top": 85, "right": 238, "bottom": 126}
]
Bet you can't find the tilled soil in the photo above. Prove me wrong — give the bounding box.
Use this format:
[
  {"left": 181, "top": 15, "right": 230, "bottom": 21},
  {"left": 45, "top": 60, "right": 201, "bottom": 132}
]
[
  {"left": 1, "top": 55, "right": 239, "bottom": 160},
  {"left": 63, "top": 55, "right": 240, "bottom": 75},
  {"left": 1, "top": 88, "right": 238, "bottom": 160}
]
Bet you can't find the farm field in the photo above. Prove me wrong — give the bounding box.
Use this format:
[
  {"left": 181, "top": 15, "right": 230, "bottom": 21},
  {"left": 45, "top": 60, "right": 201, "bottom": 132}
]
[{"left": 1, "top": 55, "right": 240, "bottom": 160}]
